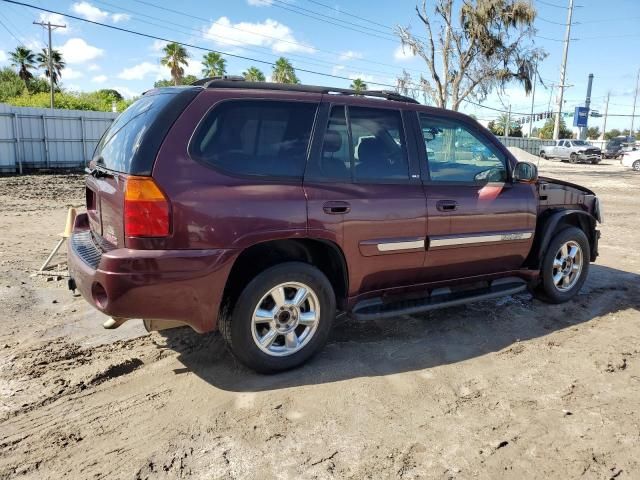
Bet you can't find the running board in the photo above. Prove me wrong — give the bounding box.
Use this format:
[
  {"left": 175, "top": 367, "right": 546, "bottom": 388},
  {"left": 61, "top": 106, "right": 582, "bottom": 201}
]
[{"left": 351, "top": 279, "right": 528, "bottom": 321}]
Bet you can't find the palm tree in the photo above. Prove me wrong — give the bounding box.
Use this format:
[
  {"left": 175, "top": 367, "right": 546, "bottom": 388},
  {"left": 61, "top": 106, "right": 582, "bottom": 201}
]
[
  {"left": 201, "top": 52, "right": 226, "bottom": 77},
  {"left": 9, "top": 46, "right": 36, "bottom": 89},
  {"left": 36, "top": 48, "right": 65, "bottom": 85},
  {"left": 271, "top": 57, "right": 299, "bottom": 84},
  {"left": 350, "top": 78, "right": 367, "bottom": 93},
  {"left": 161, "top": 42, "right": 189, "bottom": 86},
  {"left": 243, "top": 66, "right": 266, "bottom": 82}
]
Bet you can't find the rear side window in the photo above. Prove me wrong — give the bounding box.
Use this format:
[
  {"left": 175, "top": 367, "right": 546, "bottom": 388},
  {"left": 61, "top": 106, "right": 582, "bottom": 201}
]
[
  {"left": 190, "top": 100, "right": 318, "bottom": 179},
  {"left": 307, "top": 105, "right": 409, "bottom": 182}
]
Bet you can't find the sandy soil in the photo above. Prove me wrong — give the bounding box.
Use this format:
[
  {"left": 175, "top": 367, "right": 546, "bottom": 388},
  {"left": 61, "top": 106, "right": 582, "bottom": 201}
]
[{"left": 0, "top": 158, "right": 639, "bottom": 479}]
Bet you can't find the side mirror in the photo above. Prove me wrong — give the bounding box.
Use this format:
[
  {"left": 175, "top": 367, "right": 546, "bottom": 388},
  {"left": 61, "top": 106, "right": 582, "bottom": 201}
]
[{"left": 513, "top": 161, "right": 538, "bottom": 183}]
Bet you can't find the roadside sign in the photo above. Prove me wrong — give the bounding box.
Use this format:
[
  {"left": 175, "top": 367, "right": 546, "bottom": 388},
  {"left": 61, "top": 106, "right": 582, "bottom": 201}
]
[{"left": 574, "top": 106, "right": 589, "bottom": 127}]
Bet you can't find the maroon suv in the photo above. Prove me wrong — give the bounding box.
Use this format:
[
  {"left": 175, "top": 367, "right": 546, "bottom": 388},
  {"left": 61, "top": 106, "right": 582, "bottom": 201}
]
[{"left": 68, "top": 79, "right": 602, "bottom": 373}]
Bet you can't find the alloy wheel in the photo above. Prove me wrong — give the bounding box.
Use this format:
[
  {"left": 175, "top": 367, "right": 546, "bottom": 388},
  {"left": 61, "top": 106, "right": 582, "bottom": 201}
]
[
  {"left": 551, "top": 240, "right": 583, "bottom": 292},
  {"left": 251, "top": 282, "right": 320, "bottom": 357}
]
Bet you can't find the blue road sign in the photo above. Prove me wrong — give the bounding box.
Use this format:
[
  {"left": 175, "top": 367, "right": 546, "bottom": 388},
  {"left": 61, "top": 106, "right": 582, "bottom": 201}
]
[{"left": 574, "top": 107, "right": 589, "bottom": 127}]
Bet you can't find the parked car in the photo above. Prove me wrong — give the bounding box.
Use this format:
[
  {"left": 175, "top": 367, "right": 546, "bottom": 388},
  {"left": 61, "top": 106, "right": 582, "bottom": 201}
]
[
  {"left": 67, "top": 79, "right": 602, "bottom": 373},
  {"left": 602, "top": 140, "right": 624, "bottom": 159},
  {"left": 539, "top": 139, "right": 601, "bottom": 164},
  {"left": 621, "top": 149, "right": 640, "bottom": 171}
]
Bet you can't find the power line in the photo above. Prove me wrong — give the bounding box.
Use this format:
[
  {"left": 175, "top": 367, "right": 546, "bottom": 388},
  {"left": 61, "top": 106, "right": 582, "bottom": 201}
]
[
  {"left": 129, "top": 0, "right": 433, "bottom": 77},
  {"left": 302, "top": 0, "right": 392, "bottom": 30},
  {"left": 92, "top": 0, "right": 408, "bottom": 80}
]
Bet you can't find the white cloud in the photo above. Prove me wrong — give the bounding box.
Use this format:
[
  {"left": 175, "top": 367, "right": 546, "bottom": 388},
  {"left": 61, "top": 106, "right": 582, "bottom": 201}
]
[
  {"left": 37, "top": 13, "right": 71, "bottom": 34},
  {"left": 0, "top": 50, "right": 6, "bottom": 62},
  {"left": 87, "top": 63, "right": 100, "bottom": 71},
  {"left": 348, "top": 73, "right": 375, "bottom": 83},
  {"left": 332, "top": 65, "right": 345, "bottom": 75},
  {"left": 117, "top": 61, "right": 162, "bottom": 80},
  {"left": 62, "top": 67, "right": 84, "bottom": 79},
  {"left": 71, "top": 2, "right": 130, "bottom": 23},
  {"left": 394, "top": 45, "right": 415, "bottom": 61},
  {"left": 92, "top": 74, "right": 108, "bottom": 83},
  {"left": 184, "top": 59, "right": 203, "bottom": 77},
  {"left": 111, "top": 13, "right": 131, "bottom": 23},
  {"left": 203, "top": 16, "right": 314, "bottom": 54},
  {"left": 150, "top": 40, "right": 167, "bottom": 52},
  {"left": 58, "top": 37, "right": 104, "bottom": 64},
  {"left": 111, "top": 85, "right": 139, "bottom": 99},
  {"left": 247, "top": 0, "right": 273, "bottom": 5},
  {"left": 339, "top": 50, "right": 363, "bottom": 61}
]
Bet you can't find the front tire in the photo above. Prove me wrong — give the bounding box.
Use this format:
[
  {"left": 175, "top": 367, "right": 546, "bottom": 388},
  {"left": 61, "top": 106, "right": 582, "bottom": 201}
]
[
  {"left": 633, "top": 160, "right": 640, "bottom": 172},
  {"left": 535, "top": 227, "right": 590, "bottom": 304},
  {"left": 220, "top": 262, "right": 335, "bottom": 373},
  {"left": 540, "top": 151, "right": 547, "bottom": 159},
  {"left": 569, "top": 153, "right": 578, "bottom": 164}
]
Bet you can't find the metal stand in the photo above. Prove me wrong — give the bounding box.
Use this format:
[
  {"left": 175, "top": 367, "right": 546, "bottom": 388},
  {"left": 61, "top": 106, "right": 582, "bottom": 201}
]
[{"left": 38, "top": 207, "right": 76, "bottom": 275}]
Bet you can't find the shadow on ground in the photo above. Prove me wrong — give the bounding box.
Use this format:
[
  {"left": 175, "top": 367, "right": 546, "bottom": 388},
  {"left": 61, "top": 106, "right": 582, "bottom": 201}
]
[{"left": 160, "top": 264, "right": 639, "bottom": 392}]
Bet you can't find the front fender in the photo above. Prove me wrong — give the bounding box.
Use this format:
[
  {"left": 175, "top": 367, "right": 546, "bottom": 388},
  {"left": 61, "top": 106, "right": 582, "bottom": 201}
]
[{"left": 527, "top": 209, "right": 598, "bottom": 268}]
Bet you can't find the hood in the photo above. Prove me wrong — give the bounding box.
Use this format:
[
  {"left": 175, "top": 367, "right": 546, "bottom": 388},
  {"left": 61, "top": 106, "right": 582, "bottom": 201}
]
[{"left": 538, "top": 176, "right": 595, "bottom": 196}]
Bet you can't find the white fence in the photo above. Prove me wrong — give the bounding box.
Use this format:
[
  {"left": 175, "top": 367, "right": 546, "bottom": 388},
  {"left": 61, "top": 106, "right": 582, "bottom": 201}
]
[
  {"left": 0, "top": 103, "right": 117, "bottom": 173},
  {"left": 501, "top": 136, "right": 608, "bottom": 155}
]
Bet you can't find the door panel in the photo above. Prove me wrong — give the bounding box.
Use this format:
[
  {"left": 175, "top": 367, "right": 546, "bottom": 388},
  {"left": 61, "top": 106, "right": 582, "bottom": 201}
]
[
  {"left": 305, "top": 103, "right": 428, "bottom": 297},
  {"left": 418, "top": 113, "right": 537, "bottom": 281}
]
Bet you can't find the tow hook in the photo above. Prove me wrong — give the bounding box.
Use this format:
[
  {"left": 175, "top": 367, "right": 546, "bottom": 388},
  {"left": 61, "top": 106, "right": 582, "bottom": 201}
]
[{"left": 103, "top": 317, "right": 127, "bottom": 329}]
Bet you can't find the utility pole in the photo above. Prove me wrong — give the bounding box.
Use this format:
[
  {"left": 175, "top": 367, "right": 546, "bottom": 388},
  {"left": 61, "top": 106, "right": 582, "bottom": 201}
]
[
  {"left": 553, "top": 0, "right": 574, "bottom": 140},
  {"left": 580, "top": 73, "right": 594, "bottom": 140},
  {"left": 33, "top": 20, "right": 66, "bottom": 110},
  {"left": 601, "top": 91, "right": 610, "bottom": 140},
  {"left": 631, "top": 68, "right": 639, "bottom": 138},
  {"left": 529, "top": 61, "right": 537, "bottom": 137}
]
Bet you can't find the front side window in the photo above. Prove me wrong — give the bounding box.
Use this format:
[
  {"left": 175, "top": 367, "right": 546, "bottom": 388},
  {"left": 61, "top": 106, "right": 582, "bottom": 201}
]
[
  {"left": 190, "top": 100, "right": 317, "bottom": 179},
  {"left": 419, "top": 114, "right": 507, "bottom": 183}
]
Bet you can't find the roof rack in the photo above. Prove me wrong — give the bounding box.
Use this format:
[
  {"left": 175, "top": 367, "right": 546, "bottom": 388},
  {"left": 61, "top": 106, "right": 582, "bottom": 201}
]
[{"left": 191, "top": 77, "right": 420, "bottom": 104}]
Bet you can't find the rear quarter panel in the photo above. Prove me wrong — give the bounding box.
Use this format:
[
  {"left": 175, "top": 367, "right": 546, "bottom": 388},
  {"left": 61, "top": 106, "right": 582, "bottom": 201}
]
[{"left": 152, "top": 89, "right": 321, "bottom": 250}]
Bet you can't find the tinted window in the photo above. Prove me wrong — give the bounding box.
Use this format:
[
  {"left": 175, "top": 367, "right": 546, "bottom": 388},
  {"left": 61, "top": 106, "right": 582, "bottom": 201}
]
[
  {"left": 95, "top": 92, "right": 178, "bottom": 173},
  {"left": 419, "top": 114, "right": 507, "bottom": 183},
  {"left": 191, "top": 100, "right": 317, "bottom": 178},
  {"left": 313, "top": 105, "right": 351, "bottom": 180},
  {"left": 350, "top": 107, "right": 409, "bottom": 181}
]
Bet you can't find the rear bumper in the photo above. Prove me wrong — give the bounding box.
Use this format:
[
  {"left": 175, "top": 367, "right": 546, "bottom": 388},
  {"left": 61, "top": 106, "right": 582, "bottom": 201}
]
[{"left": 67, "top": 213, "right": 236, "bottom": 333}]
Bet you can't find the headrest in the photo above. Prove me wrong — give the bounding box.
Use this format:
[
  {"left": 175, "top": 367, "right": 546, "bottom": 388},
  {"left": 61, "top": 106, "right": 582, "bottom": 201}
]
[
  {"left": 357, "top": 137, "right": 383, "bottom": 160},
  {"left": 323, "top": 130, "right": 342, "bottom": 153}
]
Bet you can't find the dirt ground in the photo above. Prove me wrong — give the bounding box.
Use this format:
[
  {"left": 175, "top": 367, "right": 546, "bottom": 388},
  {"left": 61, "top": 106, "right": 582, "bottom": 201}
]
[{"left": 0, "top": 157, "right": 639, "bottom": 480}]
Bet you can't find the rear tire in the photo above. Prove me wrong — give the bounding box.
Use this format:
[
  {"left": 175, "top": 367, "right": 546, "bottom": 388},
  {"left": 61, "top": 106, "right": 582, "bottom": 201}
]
[
  {"left": 220, "top": 262, "right": 335, "bottom": 373},
  {"left": 539, "top": 151, "right": 546, "bottom": 159},
  {"left": 535, "top": 227, "right": 590, "bottom": 304},
  {"left": 633, "top": 160, "right": 640, "bottom": 172}
]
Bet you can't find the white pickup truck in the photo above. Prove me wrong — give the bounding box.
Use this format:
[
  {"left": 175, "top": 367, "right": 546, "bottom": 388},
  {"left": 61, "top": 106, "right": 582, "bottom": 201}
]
[{"left": 540, "top": 139, "right": 602, "bottom": 164}]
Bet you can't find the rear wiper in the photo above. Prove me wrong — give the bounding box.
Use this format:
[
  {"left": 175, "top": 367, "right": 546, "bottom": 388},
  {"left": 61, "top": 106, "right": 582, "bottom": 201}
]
[{"left": 85, "top": 163, "right": 112, "bottom": 178}]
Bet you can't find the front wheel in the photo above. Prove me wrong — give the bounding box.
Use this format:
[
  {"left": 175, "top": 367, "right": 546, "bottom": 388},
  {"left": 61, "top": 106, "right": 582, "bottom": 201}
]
[
  {"left": 569, "top": 153, "right": 578, "bottom": 164},
  {"left": 633, "top": 160, "right": 640, "bottom": 171},
  {"left": 220, "top": 262, "right": 335, "bottom": 373},
  {"left": 535, "top": 227, "right": 590, "bottom": 304},
  {"left": 539, "top": 151, "right": 547, "bottom": 159}
]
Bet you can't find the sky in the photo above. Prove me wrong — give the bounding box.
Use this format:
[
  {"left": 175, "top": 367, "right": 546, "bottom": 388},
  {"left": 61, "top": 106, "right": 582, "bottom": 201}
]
[{"left": 0, "top": 0, "right": 638, "bottom": 132}]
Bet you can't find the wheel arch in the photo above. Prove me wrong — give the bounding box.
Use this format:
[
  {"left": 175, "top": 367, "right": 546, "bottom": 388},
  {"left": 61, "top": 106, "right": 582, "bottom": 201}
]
[
  {"left": 526, "top": 209, "right": 598, "bottom": 269},
  {"left": 221, "top": 238, "right": 349, "bottom": 315}
]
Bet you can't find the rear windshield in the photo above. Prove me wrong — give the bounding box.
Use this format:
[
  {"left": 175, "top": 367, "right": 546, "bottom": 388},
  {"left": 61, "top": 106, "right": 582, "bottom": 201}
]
[{"left": 93, "top": 88, "right": 198, "bottom": 174}]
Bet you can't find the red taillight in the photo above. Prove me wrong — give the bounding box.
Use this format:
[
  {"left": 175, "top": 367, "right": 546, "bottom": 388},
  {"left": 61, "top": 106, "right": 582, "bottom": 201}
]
[{"left": 124, "top": 177, "right": 170, "bottom": 237}]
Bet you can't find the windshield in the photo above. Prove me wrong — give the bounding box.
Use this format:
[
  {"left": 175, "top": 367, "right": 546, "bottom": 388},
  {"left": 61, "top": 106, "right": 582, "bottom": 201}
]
[{"left": 572, "top": 140, "right": 589, "bottom": 146}]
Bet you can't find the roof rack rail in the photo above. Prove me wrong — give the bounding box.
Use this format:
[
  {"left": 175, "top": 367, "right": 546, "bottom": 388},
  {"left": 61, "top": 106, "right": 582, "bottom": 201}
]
[
  {"left": 191, "top": 75, "right": 245, "bottom": 86},
  {"left": 191, "top": 77, "right": 419, "bottom": 104}
]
